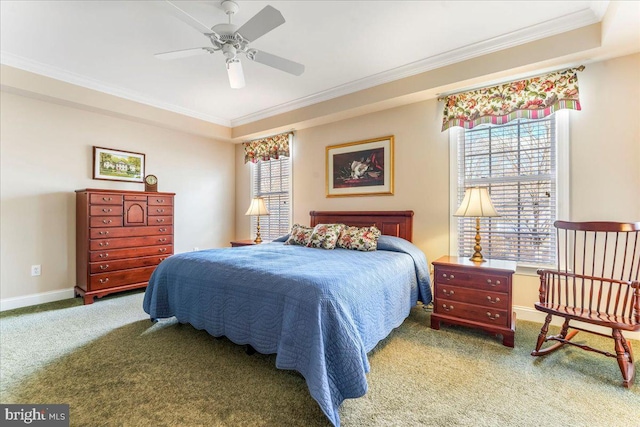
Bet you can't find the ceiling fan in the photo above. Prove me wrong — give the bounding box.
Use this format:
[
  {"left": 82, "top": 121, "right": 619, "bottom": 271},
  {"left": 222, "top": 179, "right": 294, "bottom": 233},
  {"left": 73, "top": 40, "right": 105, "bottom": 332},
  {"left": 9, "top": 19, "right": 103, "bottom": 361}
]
[{"left": 155, "top": 0, "right": 305, "bottom": 88}]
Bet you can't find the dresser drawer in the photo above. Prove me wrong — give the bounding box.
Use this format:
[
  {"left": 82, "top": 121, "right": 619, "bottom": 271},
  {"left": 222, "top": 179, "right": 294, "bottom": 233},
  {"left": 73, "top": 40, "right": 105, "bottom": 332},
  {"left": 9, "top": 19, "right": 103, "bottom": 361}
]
[
  {"left": 90, "top": 245, "right": 173, "bottom": 262},
  {"left": 148, "top": 196, "right": 173, "bottom": 206},
  {"left": 89, "top": 255, "right": 169, "bottom": 273},
  {"left": 148, "top": 215, "right": 173, "bottom": 225},
  {"left": 435, "top": 284, "right": 509, "bottom": 310},
  {"left": 90, "top": 205, "right": 123, "bottom": 216},
  {"left": 148, "top": 206, "right": 173, "bottom": 216},
  {"left": 436, "top": 267, "right": 509, "bottom": 293},
  {"left": 436, "top": 299, "right": 509, "bottom": 327},
  {"left": 90, "top": 235, "right": 173, "bottom": 251},
  {"left": 90, "top": 216, "right": 124, "bottom": 228},
  {"left": 125, "top": 194, "right": 147, "bottom": 201},
  {"left": 90, "top": 226, "right": 172, "bottom": 239},
  {"left": 89, "top": 194, "right": 123, "bottom": 205},
  {"left": 89, "top": 266, "right": 157, "bottom": 290}
]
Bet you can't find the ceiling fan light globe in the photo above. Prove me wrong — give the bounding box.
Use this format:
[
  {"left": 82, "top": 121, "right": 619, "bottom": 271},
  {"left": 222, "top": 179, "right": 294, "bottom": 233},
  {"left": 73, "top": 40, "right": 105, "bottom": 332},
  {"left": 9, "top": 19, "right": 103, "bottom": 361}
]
[{"left": 227, "top": 60, "right": 245, "bottom": 88}]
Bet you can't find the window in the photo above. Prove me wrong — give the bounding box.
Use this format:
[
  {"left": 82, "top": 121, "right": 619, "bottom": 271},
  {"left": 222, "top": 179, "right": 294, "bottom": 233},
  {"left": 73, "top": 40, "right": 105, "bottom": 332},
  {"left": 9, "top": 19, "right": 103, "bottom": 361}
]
[
  {"left": 452, "top": 113, "right": 568, "bottom": 266},
  {"left": 251, "top": 157, "right": 291, "bottom": 241}
]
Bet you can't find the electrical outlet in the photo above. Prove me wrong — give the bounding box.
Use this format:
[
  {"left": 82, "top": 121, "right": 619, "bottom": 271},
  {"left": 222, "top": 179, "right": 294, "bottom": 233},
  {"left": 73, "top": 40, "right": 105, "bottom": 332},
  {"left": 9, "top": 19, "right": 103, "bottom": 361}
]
[{"left": 31, "top": 265, "right": 41, "bottom": 276}]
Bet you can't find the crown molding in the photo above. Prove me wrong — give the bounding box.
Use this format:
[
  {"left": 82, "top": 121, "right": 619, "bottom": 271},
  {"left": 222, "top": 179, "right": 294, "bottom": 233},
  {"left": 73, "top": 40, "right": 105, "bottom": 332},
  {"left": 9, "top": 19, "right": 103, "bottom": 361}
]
[
  {"left": 1, "top": 3, "right": 605, "bottom": 130},
  {"left": 0, "top": 51, "right": 231, "bottom": 127},
  {"left": 230, "top": 6, "right": 602, "bottom": 127}
]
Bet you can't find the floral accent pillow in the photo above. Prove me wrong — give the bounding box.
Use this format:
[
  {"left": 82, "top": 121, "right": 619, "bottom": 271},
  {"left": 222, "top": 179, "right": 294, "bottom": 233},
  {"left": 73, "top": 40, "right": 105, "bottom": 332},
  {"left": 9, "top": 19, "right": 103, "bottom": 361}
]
[
  {"left": 306, "top": 224, "right": 345, "bottom": 250},
  {"left": 337, "top": 225, "right": 382, "bottom": 251},
  {"left": 285, "top": 224, "right": 314, "bottom": 246}
]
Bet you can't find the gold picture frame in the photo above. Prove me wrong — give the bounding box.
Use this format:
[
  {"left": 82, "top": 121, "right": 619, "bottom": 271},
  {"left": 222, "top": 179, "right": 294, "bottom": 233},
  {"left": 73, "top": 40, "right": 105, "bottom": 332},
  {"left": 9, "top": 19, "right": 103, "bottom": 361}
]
[
  {"left": 93, "top": 146, "right": 145, "bottom": 183},
  {"left": 326, "top": 135, "right": 394, "bottom": 197}
]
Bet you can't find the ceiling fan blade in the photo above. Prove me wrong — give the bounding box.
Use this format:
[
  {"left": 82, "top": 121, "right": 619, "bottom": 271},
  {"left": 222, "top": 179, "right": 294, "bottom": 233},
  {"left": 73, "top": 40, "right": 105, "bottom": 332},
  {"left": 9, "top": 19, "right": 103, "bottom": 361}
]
[
  {"left": 236, "top": 5, "right": 285, "bottom": 42},
  {"left": 250, "top": 50, "right": 305, "bottom": 76},
  {"left": 154, "top": 47, "right": 210, "bottom": 60},
  {"left": 161, "top": 0, "right": 212, "bottom": 34}
]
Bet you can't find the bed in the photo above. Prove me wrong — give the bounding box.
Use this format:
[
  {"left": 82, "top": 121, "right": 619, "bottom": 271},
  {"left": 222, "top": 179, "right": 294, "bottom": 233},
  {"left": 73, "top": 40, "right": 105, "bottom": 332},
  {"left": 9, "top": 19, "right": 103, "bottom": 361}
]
[{"left": 143, "top": 210, "right": 432, "bottom": 426}]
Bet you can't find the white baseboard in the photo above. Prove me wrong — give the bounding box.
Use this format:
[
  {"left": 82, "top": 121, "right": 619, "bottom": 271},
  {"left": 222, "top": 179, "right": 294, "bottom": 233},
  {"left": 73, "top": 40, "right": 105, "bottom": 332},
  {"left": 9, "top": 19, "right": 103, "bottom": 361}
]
[
  {"left": 514, "top": 305, "right": 639, "bottom": 341},
  {"left": 0, "top": 288, "right": 75, "bottom": 312}
]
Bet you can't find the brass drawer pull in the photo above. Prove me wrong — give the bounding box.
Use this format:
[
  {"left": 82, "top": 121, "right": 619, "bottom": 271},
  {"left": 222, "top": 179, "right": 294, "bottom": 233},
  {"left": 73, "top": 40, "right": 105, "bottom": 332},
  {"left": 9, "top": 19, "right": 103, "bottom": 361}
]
[
  {"left": 157, "top": 209, "right": 165, "bottom": 213},
  {"left": 99, "top": 242, "right": 109, "bottom": 247},
  {"left": 159, "top": 248, "right": 167, "bottom": 253},
  {"left": 102, "top": 208, "right": 112, "bottom": 213},
  {"left": 159, "top": 228, "right": 167, "bottom": 232},
  {"left": 156, "top": 199, "right": 164, "bottom": 203},
  {"left": 442, "top": 273, "right": 454, "bottom": 280},
  {"left": 157, "top": 218, "right": 165, "bottom": 223},
  {"left": 99, "top": 278, "right": 109, "bottom": 284},
  {"left": 487, "top": 279, "right": 501, "bottom": 286},
  {"left": 442, "top": 304, "right": 454, "bottom": 312},
  {"left": 158, "top": 238, "right": 167, "bottom": 242},
  {"left": 159, "top": 257, "right": 166, "bottom": 262},
  {"left": 98, "top": 231, "right": 109, "bottom": 235},
  {"left": 442, "top": 289, "right": 454, "bottom": 297},
  {"left": 486, "top": 312, "right": 500, "bottom": 321},
  {"left": 99, "top": 253, "right": 109, "bottom": 258},
  {"left": 99, "top": 265, "right": 109, "bottom": 270},
  {"left": 102, "top": 219, "right": 112, "bottom": 224},
  {"left": 102, "top": 197, "right": 112, "bottom": 202},
  {"left": 487, "top": 296, "right": 501, "bottom": 304}
]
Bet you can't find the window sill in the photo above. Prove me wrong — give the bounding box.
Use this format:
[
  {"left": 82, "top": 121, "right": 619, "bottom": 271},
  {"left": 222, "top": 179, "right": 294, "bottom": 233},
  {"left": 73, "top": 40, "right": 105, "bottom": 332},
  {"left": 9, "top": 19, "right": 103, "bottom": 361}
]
[{"left": 515, "top": 263, "right": 555, "bottom": 277}]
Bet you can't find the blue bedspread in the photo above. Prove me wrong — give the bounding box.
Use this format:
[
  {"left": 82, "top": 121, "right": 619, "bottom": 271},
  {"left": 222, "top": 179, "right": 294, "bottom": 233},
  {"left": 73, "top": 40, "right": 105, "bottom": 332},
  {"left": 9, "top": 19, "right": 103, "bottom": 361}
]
[{"left": 143, "top": 235, "right": 432, "bottom": 426}]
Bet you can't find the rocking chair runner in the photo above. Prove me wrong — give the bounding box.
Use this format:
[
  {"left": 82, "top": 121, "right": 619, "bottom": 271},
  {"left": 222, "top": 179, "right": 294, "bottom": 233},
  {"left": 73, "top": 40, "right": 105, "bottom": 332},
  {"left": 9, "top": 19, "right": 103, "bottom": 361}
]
[{"left": 532, "top": 221, "right": 640, "bottom": 388}]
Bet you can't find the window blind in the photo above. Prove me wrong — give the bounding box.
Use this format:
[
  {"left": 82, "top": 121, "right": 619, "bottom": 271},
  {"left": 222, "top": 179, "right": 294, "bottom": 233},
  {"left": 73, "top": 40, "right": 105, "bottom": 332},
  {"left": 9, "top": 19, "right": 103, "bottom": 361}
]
[
  {"left": 457, "top": 116, "right": 557, "bottom": 265},
  {"left": 252, "top": 157, "right": 291, "bottom": 241}
]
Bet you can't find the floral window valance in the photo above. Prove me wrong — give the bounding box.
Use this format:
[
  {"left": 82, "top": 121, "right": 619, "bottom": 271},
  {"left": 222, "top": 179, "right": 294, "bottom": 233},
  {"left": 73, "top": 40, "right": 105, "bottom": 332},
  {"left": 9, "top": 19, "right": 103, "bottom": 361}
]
[
  {"left": 243, "top": 132, "right": 292, "bottom": 164},
  {"left": 440, "top": 66, "right": 584, "bottom": 131}
]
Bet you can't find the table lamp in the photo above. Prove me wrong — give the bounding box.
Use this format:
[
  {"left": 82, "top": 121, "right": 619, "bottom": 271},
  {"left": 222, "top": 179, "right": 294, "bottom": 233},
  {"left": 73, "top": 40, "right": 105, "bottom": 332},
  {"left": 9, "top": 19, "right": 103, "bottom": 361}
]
[
  {"left": 245, "top": 197, "right": 270, "bottom": 244},
  {"left": 454, "top": 187, "right": 500, "bottom": 262}
]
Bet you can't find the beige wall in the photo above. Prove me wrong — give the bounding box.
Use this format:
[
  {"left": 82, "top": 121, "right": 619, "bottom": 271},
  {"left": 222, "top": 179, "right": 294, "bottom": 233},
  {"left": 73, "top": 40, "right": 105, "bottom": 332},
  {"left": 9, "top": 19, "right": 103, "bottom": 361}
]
[
  {"left": 1, "top": 91, "right": 235, "bottom": 305},
  {"left": 235, "top": 99, "right": 451, "bottom": 264},
  {"left": 235, "top": 53, "right": 640, "bottom": 337}
]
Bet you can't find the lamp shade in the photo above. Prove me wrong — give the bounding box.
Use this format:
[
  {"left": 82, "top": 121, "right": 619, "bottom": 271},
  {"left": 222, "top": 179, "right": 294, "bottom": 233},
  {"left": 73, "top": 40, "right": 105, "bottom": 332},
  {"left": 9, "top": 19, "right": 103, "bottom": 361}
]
[
  {"left": 454, "top": 187, "right": 499, "bottom": 218},
  {"left": 245, "top": 197, "right": 270, "bottom": 216}
]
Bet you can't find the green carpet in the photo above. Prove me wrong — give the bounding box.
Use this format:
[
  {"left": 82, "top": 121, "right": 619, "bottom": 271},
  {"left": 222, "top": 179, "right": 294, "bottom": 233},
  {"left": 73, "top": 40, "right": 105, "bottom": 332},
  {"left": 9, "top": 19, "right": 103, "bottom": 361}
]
[{"left": 1, "top": 291, "right": 638, "bottom": 426}]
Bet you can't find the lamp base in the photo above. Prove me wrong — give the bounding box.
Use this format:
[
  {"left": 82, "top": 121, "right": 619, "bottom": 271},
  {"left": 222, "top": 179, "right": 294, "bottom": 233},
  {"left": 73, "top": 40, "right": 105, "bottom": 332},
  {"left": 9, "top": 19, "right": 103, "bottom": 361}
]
[
  {"left": 469, "top": 252, "right": 486, "bottom": 263},
  {"left": 254, "top": 218, "right": 262, "bottom": 244},
  {"left": 470, "top": 217, "right": 486, "bottom": 262}
]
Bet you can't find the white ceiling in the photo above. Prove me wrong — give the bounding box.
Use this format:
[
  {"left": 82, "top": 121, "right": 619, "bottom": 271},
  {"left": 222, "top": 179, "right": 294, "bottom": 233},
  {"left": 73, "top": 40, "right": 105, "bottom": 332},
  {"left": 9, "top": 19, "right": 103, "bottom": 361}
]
[{"left": 1, "top": 1, "right": 633, "bottom": 128}]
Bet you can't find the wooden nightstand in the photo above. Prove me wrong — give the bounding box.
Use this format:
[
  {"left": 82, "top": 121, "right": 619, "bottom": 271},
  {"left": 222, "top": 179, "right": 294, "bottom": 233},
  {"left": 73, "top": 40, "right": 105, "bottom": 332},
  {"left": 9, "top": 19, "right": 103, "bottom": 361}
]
[
  {"left": 431, "top": 255, "right": 517, "bottom": 347},
  {"left": 230, "top": 240, "right": 257, "bottom": 247}
]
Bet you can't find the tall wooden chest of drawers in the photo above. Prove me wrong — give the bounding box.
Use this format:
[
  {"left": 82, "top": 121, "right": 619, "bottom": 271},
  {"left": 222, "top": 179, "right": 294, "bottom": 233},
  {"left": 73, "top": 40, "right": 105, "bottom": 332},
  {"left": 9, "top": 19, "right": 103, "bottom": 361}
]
[
  {"left": 75, "top": 188, "right": 175, "bottom": 304},
  {"left": 431, "top": 256, "right": 517, "bottom": 347}
]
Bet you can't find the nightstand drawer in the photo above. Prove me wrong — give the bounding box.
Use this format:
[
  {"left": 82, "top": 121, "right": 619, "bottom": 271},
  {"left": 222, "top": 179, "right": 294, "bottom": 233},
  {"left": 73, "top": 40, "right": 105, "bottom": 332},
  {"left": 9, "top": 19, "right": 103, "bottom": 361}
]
[
  {"left": 436, "top": 268, "right": 509, "bottom": 293},
  {"left": 437, "top": 299, "right": 509, "bottom": 327},
  {"left": 435, "top": 284, "right": 509, "bottom": 310}
]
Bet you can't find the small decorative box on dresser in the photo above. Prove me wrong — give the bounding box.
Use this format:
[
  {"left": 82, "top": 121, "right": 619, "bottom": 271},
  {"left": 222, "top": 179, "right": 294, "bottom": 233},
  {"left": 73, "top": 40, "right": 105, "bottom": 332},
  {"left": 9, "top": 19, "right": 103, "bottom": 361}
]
[
  {"left": 431, "top": 256, "right": 517, "bottom": 347},
  {"left": 75, "top": 189, "right": 175, "bottom": 304}
]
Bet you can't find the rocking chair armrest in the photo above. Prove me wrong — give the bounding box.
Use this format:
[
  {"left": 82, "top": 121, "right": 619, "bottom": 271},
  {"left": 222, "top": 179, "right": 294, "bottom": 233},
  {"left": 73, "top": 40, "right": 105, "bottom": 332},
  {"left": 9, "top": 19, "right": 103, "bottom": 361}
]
[
  {"left": 536, "top": 270, "right": 636, "bottom": 303},
  {"left": 538, "top": 269, "right": 634, "bottom": 286}
]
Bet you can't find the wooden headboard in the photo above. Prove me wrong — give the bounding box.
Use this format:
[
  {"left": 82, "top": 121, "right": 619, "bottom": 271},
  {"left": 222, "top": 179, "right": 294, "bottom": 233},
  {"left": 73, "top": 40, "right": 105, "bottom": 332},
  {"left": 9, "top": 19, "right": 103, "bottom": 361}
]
[{"left": 309, "top": 211, "right": 414, "bottom": 242}]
